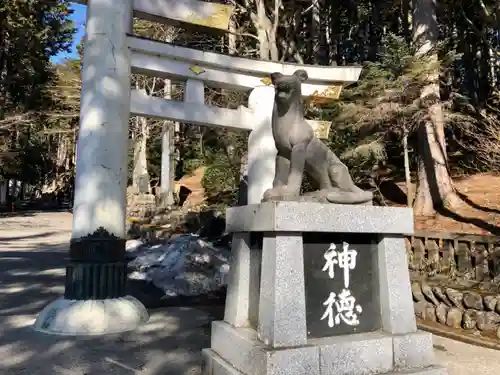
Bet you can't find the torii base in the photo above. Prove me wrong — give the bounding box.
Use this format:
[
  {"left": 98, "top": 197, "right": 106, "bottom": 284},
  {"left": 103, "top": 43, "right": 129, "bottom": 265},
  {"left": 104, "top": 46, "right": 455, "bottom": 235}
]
[
  {"left": 202, "top": 202, "right": 448, "bottom": 375},
  {"left": 33, "top": 296, "right": 148, "bottom": 336}
]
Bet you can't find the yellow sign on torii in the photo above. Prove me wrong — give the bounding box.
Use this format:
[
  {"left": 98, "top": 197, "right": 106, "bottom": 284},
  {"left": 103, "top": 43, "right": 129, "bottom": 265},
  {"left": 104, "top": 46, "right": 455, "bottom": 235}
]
[{"left": 72, "top": 0, "right": 235, "bottom": 32}]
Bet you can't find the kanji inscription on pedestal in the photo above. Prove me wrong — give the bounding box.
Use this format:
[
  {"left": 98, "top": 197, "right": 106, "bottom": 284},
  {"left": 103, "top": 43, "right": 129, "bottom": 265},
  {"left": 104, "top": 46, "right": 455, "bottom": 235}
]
[{"left": 303, "top": 233, "right": 381, "bottom": 338}]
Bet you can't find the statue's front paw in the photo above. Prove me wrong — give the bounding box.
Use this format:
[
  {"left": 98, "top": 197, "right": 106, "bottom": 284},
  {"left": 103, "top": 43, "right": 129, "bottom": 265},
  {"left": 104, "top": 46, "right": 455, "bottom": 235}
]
[
  {"left": 262, "top": 185, "right": 299, "bottom": 201},
  {"left": 263, "top": 188, "right": 277, "bottom": 200},
  {"left": 278, "top": 185, "right": 300, "bottom": 197}
]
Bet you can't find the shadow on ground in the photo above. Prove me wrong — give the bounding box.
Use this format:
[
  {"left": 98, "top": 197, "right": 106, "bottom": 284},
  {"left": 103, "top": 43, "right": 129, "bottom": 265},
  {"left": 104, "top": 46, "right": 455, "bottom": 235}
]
[
  {"left": 456, "top": 191, "right": 500, "bottom": 215},
  {"left": 0, "top": 208, "right": 71, "bottom": 218},
  {"left": 436, "top": 206, "right": 500, "bottom": 236},
  {"left": 0, "top": 233, "right": 224, "bottom": 375},
  {"left": 0, "top": 211, "right": 36, "bottom": 218}
]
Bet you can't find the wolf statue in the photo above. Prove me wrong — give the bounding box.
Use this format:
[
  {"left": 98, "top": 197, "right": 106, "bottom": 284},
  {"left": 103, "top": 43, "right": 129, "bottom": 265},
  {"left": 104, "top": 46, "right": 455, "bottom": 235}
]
[{"left": 262, "top": 70, "right": 373, "bottom": 204}]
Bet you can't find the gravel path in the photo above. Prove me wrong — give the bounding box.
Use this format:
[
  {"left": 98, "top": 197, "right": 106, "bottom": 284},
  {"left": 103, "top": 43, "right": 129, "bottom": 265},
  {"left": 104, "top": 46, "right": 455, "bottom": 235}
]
[
  {"left": 0, "top": 211, "right": 498, "bottom": 374},
  {"left": 433, "top": 335, "right": 500, "bottom": 375}
]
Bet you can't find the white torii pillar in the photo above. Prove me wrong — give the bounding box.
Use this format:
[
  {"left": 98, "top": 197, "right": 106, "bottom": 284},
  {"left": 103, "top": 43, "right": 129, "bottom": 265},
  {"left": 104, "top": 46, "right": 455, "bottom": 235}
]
[
  {"left": 34, "top": 0, "right": 148, "bottom": 335},
  {"left": 247, "top": 85, "right": 276, "bottom": 205}
]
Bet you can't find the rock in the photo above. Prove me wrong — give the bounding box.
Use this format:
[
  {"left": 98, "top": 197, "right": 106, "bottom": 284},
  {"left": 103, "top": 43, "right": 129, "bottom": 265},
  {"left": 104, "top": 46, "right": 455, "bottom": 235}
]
[
  {"left": 495, "top": 300, "right": 500, "bottom": 315},
  {"left": 126, "top": 239, "right": 144, "bottom": 252},
  {"left": 125, "top": 239, "right": 146, "bottom": 260},
  {"left": 425, "top": 303, "right": 437, "bottom": 322},
  {"left": 477, "top": 311, "right": 500, "bottom": 331},
  {"left": 463, "top": 291, "right": 484, "bottom": 310},
  {"left": 154, "top": 213, "right": 171, "bottom": 223},
  {"left": 446, "top": 308, "right": 463, "bottom": 328},
  {"left": 446, "top": 288, "right": 464, "bottom": 308},
  {"left": 127, "top": 185, "right": 139, "bottom": 195},
  {"left": 433, "top": 286, "right": 451, "bottom": 306},
  {"left": 128, "top": 270, "right": 148, "bottom": 281},
  {"left": 484, "top": 295, "right": 498, "bottom": 311},
  {"left": 150, "top": 217, "right": 164, "bottom": 226},
  {"left": 415, "top": 301, "right": 432, "bottom": 320},
  {"left": 198, "top": 211, "right": 226, "bottom": 240},
  {"left": 169, "top": 232, "right": 184, "bottom": 240},
  {"left": 412, "top": 282, "right": 426, "bottom": 302},
  {"left": 436, "top": 303, "right": 449, "bottom": 324},
  {"left": 421, "top": 283, "right": 439, "bottom": 305},
  {"left": 496, "top": 326, "right": 500, "bottom": 339},
  {"left": 463, "top": 309, "right": 479, "bottom": 330},
  {"left": 126, "top": 222, "right": 141, "bottom": 239}
]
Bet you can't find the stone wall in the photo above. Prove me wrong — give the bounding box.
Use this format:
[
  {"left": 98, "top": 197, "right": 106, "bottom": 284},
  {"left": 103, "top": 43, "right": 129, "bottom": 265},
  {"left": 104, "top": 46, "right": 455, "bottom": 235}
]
[
  {"left": 406, "top": 231, "right": 500, "bottom": 280},
  {"left": 412, "top": 281, "right": 500, "bottom": 338}
]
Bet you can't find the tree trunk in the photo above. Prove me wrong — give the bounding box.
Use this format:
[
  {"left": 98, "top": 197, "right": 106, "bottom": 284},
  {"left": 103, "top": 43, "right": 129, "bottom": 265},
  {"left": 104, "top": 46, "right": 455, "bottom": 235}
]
[
  {"left": 56, "top": 134, "right": 68, "bottom": 169},
  {"left": 0, "top": 22, "right": 9, "bottom": 121},
  {"left": 0, "top": 180, "right": 7, "bottom": 204},
  {"left": 228, "top": 17, "right": 237, "bottom": 54},
  {"left": 239, "top": 0, "right": 282, "bottom": 204},
  {"left": 488, "top": 44, "right": 497, "bottom": 87},
  {"left": 310, "top": 0, "right": 321, "bottom": 64},
  {"left": 237, "top": 152, "right": 248, "bottom": 206},
  {"left": 255, "top": 0, "right": 271, "bottom": 60},
  {"left": 72, "top": 131, "right": 77, "bottom": 169},
  {"left": 252, "top": 0, "right": 280, "bottom": 61},
  {"left": 403, "top": 128, "right": 412, "bottom": 207},
  {"left": 158, "top": 77, "right": 176, "bottom": 206},
  {"left": 160, "top": 121, "right": 175, "bottom": 205},
  {"left": 412, "top": 0, "right": 460, "bottom": 216},
  {"left": 402, "top": 0, "right": 412, "bottom": 45}
]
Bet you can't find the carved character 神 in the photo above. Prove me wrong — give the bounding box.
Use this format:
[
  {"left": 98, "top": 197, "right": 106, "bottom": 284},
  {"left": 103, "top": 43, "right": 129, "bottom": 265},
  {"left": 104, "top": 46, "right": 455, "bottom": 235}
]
[{"left": 263, "top": 70, "right": 373, "bottom": 204}]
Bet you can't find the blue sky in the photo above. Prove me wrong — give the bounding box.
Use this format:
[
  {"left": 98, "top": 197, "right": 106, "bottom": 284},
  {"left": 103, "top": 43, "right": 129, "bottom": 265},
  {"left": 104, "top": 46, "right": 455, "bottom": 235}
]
[{"left": 52, "top": 2, "right": 87, "bottom": 63}]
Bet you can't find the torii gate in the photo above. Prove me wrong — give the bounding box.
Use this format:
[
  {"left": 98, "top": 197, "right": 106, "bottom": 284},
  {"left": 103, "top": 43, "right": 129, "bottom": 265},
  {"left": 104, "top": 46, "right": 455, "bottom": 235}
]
[{"left": 34, "top": 0, "right": 361, "bottom": 335}]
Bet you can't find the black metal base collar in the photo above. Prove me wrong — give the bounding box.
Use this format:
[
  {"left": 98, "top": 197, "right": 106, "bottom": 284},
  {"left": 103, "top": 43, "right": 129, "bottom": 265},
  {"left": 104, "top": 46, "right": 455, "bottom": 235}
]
[
  {"left": 64, "top": 227, "right": 128, "bottom": 300},
  {"left": 64, "top": 262, "right": 127, "bottom": 300}
]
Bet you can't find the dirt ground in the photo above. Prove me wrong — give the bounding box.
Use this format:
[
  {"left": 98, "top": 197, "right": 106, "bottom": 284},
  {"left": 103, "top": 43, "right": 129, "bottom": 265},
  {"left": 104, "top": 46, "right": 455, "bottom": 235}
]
[
  {"left": 405, "top": 174, "right": 500, "bottom": 235},
  {"left": 175, "top": 167, "right": 206, "bottom": 209}
]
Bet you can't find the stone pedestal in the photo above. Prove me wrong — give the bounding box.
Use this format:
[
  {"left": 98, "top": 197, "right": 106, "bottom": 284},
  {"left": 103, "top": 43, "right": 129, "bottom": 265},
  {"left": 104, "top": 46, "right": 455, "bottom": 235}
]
[{"left": 203, "top": 202, "right": 448, "bottom": 375}]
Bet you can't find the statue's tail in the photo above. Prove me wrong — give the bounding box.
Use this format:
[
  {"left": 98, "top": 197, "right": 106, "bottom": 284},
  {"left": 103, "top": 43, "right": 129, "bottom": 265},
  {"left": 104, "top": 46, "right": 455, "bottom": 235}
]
[{"left": 326, "top": 190, "right": 373, "bottom": 205}]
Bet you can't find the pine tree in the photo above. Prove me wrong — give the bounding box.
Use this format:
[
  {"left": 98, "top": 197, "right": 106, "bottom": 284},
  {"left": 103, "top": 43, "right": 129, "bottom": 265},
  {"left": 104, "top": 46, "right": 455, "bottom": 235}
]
[{"left": 0, "top": 0, "right": 75, "bottom": 180}]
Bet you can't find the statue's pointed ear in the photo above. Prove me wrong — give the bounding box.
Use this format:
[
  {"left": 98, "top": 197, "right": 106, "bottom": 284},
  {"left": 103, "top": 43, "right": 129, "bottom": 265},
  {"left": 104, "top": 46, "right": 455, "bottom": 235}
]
[
  {"left": 270, "top": 72, "right": 283, "bottom": 85},
  {"left": 293, "top": 70, "right": 308, "bottom": 82}
]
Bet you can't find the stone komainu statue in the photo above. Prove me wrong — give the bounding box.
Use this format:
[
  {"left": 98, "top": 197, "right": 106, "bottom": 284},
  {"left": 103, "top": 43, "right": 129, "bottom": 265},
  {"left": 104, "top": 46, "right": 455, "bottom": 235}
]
[{"left": 262, "top": 70, "right": 373, "bottom": 204}]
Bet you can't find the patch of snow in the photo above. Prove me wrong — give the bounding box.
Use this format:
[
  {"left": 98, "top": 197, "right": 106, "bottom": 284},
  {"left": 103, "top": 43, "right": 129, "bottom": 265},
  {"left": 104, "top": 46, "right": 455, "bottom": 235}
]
[{"left": 127, "top": 234, "right": 231, "bottom": 297}]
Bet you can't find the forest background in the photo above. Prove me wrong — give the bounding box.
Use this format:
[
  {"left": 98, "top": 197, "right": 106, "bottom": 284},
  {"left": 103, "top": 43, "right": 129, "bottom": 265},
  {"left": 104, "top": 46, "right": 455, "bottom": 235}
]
[{"left": 2, "top": 0, "right": 500, "bottom": 234}]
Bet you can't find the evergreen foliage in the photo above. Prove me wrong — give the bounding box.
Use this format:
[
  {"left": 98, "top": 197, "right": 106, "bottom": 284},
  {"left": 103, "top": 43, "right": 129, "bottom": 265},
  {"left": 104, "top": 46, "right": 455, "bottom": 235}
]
[
  {"left": 0, "top": 0, "right": 75, "bottom": 183},
  {"left": 4, "top": 0, "right": 500, "bottom": 212}
]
